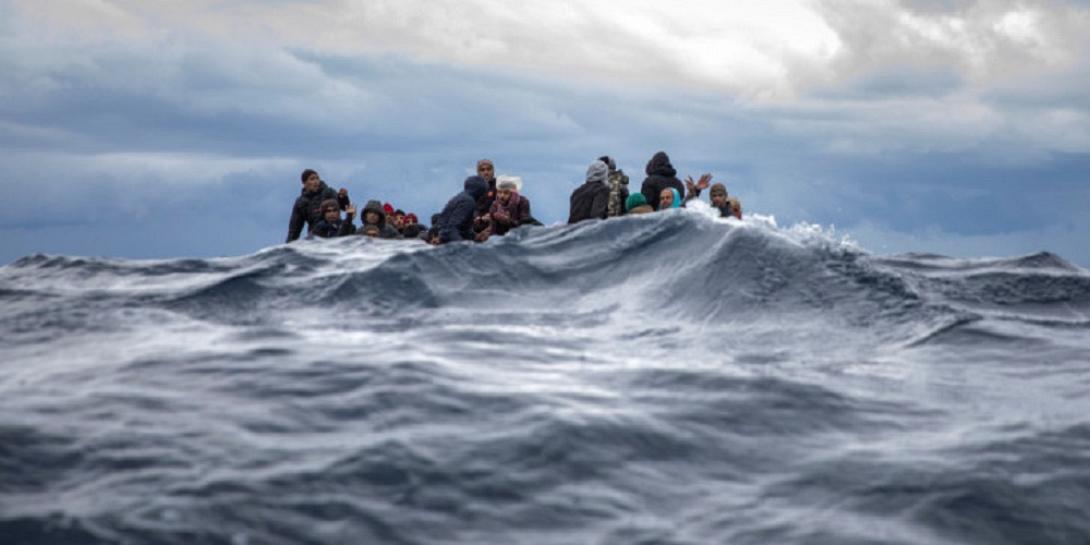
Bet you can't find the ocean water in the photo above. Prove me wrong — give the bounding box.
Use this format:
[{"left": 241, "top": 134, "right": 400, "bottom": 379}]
[{"left": 2, "top": 208, "right": 1089, "bottom": 545}]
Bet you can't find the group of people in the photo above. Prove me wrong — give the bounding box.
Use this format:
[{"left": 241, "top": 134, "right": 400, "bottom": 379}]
[{"left": 286, "top": 151, "right": 743, "bottom": 245}]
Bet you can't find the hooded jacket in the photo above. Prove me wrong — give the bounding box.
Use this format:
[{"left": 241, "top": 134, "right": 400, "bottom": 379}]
[
  {"left": 286, "top": 181, "right": 349, "bottom": 242},
  {"left": 439, "top": 176, "right": 489, "bottom": 243},
  {"left": 361, "top": 200, "right": 402, "bottom": 239},
  {"left": 640, "top": 152, "right": 684, "bottom": 211},
  {"left": 568, "top": 160, "right": 611, "bottom": 224}
]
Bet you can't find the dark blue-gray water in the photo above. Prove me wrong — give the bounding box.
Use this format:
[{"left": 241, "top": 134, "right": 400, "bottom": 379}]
[{"left": 2, "top": 209, "right": 1089, "bottom": 545}]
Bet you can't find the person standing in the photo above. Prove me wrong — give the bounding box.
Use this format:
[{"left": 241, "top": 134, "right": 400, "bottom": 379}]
[
  {"left": 286, "top": 169, "right": 349, "bottom": 242},
  {"left": 568, "top": 160, "right": 611, "bottom": 224},
  {"left": 599, "top": 155, "right": 630, "bottom": 218},
  {"left": 474, "top": 159, "right": 498, "bottom": 217}
]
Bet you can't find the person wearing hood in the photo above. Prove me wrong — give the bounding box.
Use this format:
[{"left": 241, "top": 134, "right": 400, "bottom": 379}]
[
  {"left": 359, "top": 199, "right": 402, "bottom": 239},
  {"left": 309, "top": 199, "right": 357, "bottom": 238},
  {"left": 658, "top": 187, "right": 684, "bottom": 210},
  {"left": 639, "top": 152, "right": 686, "bottom": 212},
  {"left": 482, "top": 177, "right": 533, "bottom": 239},
  {"left": 600, "top": 155, "right": 630, "bottom": 218},
  {"left": 568, "top": 160, "right": 611, "bottom": 224},
  {"left": 438, "top": 176, "right": 489, "bottom": 243},
  {"left": 286, "top": 169, "right": 350, "bottom": 242}
]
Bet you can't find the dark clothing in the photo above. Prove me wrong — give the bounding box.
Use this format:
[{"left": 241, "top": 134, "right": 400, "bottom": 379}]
[
  {"left": 568, "top": 182, "right": 610, "bottom": 224},
  {"left": 475, "top": 178, "right": 498, "bottom": 217},
  {"left": 311, "top": 219, "right": 356, "bottom": 238},
  {"left": 640, "top": 152, "right": 684, "bottom": 211},
  {"left": 286, "top": 182, "right": 349, "bottom": 242},
  {"left": 402, "top": 224, "right": 424, "bottom": 240},
  {"left": 489, "top": 194, "right": 532, "bottom": 236},
  {"left": 439, "top": 176, "right": 489, "bottom": 243},
  {"left": 716, "top": 201, "right": 743, "bottom": 220},
  {"left": 360, "top": 200, "right": 402, "bottom": 239}
]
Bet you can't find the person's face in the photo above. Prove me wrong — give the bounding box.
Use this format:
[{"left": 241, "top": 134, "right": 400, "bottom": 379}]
[
  {"left": 365, "top": 211, "right": 380, "bottom": 225},
  {"left": 711, "top": 190, "right": 727, "bottom": 208},
  {"left": 659, "top": 189, "right": 674, "bottom": 209},
  {"left": 477, "top": 163, "right": 494, "bottom": 180},
  {"left": 304, "top": 173, "right": 321, "bottom": 193},
  {"left": 324, "top": 208, "right": 340, "bottom": 223},
  {"left": 497, "top": 188, "right": 512, "bottom": 203}
]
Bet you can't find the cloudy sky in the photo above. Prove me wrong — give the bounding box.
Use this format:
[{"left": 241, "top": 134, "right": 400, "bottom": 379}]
[{"left": 2, "top": 0, "right": 1088, "bottom": 265}]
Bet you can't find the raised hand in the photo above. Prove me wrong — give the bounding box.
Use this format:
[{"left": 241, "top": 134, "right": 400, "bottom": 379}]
[
  {"left": 685, "top": 176, "right": 697, "bottom": 194},
  {"left": 696, "top": 173, "right": 712, "bottom": 191}
]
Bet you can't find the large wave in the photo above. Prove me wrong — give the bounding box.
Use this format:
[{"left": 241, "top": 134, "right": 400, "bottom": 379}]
[{"left": 2, "top": 209, "right": 1089, "bottom": 544}]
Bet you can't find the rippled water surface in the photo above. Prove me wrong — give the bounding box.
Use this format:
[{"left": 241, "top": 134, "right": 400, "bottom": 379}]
[{"left": 2, "top": 210, "right": 1089, "bottom": 545}]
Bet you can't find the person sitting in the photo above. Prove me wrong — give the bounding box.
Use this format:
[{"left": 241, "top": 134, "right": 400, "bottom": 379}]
[
  {"left": 625, "top": 193, "right": 654, "bottom": 214},
  {"left": 480, "top": 177, "right": 532, "bottom": 240},
  {"left": 286, "top": 169, "right": 350, "bottom": 242},
  {"left": 640, "top": 152, "right": 684, "bottom": 211},
  {"left": 309, "top": 199, "right": 356, "bottom": 238},
  {"left": 709, "top": 183, "right": 743, "bottom": 219},
  {"left": 568, "top": 159, "right": 611, "bottom": 224},
  {"left": 658, "top": 187, "right": 683, "bottom": 210},
  {"left": 437, "top": 176, "right": 489, "bottom": 243},
  {"left": 359, "top": 200, "right": 402, "bottom": 239},
  {"left": 402, "top": 223, "right": 424, "bottom": 240}
]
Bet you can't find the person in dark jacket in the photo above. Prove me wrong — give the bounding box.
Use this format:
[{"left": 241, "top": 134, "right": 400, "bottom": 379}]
[
  {"left": 640, "top": 152, "right": 685, "bottom": 212},
  {"left": 360, "top": 200, "right": 402, "bottom": 239},
  {"left": 402, "top": 223, "right": 424, "bottom": 240},
  {"left": 438, "top": 176, "right": 489, "bottom": 243},
  {"left": 286, "top": 169, "right": 350, "bottom": 242},
  {"left": 568, "top": 160, "right": 611, "bottom": 224},
  {"left": 310, "top": 199, "right": 357, "bottom": 238},
  {"left": 600, "top": 155, "right": 630, "bottom": 218}
]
